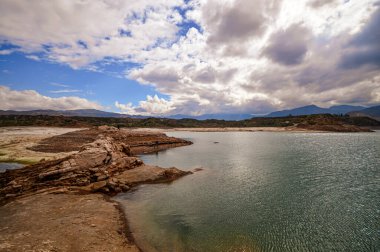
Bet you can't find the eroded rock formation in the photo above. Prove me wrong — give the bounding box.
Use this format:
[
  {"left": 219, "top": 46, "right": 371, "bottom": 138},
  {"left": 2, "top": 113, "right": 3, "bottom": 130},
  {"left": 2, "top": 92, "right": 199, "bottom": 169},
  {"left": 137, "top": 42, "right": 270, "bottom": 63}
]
[{"left": 0, "top": 127, "right": 192, "bottom": 205}]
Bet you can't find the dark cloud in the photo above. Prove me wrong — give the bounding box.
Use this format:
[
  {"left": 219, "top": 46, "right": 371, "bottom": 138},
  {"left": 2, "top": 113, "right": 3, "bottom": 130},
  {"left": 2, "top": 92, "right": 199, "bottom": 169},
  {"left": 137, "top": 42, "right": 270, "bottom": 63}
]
[
  {"left": 206, "top": 2, "right": 265, "bottom": 45},
  {"left": 129, "top": 66, "right": 180, "bottom": 89},
  {"left": 340, "top": 49, "right": 380, "bottom": 69},
  {"left": 340, "top": 8, "right": 380, "bottom": 69},
  {"left": 203, "top": 0, "right": 282, "bottom": 55},
  {"left": 263, "top": 24, "right": 312, "bottom": 65},
  {"left": 192, "top": 66, "right": 216, "bottom": 83},
  {"left": 308, "top": 0, "right": 338, "bottom": 8}
]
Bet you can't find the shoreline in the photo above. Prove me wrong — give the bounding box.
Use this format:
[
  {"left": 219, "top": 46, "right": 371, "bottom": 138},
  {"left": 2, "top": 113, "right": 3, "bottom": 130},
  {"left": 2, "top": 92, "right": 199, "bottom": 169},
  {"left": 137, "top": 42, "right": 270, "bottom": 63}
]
[
  {"left": 0, "top": 126, "right": 193, "bottom": 251},
  {"left": 104, "top": 194, "right": 142, "bottom": 252},
  {"left": 0, "top": 126, "right": 377, "bottom": 251},
  {"left": 133, "top": 126, "right": 376, "bottom": 133}
]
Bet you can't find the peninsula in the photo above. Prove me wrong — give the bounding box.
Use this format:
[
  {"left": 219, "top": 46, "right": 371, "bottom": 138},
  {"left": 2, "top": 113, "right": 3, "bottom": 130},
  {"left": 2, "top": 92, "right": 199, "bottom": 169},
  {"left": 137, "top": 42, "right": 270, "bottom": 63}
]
[{"left": 0, "top": 126, "right": 192, "bottom": 251}]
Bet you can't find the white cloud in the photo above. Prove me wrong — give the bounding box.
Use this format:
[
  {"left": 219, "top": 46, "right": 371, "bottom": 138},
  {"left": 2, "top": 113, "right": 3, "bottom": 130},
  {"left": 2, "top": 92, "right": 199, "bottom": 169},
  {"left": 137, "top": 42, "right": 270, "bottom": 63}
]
[
  {"left": 115, "top": 95, "right": 174, "bottom": 115},
  {"left": 50, "top": 82, "right": 70, "bottom": 88},
  {"left": 1, "top": 0, "right": 379, "bottom": 115},
  {"left": 114, "top": 101, "right": 136, "bottom": 115},
  {"left": 0, "top": 0, "right": 183, "bottom": 68},
  {"left": 49, "top": 89, "right": 82, "bottom": 93},
  {"left": 0, "top": 86, "right": 102, "bottom": 111},
  {"left": 25, "top": 55, "right": 41, "bottom": 61},
  {"left": 0, "top": 49, "right": 15, "bottom": 55}
]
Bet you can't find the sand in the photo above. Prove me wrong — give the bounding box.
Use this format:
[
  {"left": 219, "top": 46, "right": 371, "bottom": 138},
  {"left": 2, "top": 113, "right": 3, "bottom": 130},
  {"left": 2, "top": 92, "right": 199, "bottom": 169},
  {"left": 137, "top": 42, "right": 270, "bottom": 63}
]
[
  {"left": 0, "top": 127, "right": 83, "bottom": 164},
  {"left": 0, "top": 192, "right": 139, "bottom": 252}
]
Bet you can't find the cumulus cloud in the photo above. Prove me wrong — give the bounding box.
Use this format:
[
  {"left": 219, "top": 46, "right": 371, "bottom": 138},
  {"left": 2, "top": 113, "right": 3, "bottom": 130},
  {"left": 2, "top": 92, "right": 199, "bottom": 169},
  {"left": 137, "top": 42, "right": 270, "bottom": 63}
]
[
  {"left": 115, "top": 95, "right": 174, "bottom": 115},
  {"left": 308, "top": 0, "right": 338, "bottom": 8},
  {"left": 0, "top": 0, "right": 183, "bottom": 68},
  {"left": 1, "top": 0, "right": 379, "bottom": 115},
  {"left": 0, "top": 86, "right": 102, "bottom": 111},
  {"left": 263, "top": 24, "right": 312, "bottom": 65},
  {"left": 339, "top": 8, "right": 380, "bottom": 69},
  {"left": 196, "top": 0, "right": 282, "bottom": 55}
]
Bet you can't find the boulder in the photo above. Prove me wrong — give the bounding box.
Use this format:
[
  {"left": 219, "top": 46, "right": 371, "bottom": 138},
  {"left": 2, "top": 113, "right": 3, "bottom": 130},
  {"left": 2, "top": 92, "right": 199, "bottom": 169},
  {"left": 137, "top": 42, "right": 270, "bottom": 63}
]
[{"left": 91, "top": 181, "right": 107, "bottom": 192}]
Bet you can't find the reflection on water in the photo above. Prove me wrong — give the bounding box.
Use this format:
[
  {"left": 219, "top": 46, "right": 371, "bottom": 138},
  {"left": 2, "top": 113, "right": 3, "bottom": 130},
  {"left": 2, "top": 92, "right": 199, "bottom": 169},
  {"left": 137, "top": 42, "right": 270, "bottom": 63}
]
[
  {"left": 0, "top": 162, "right": 24, "bottom": 172},
  {"left": 115, "top": 131, "right": 380, "bottom": 252}
]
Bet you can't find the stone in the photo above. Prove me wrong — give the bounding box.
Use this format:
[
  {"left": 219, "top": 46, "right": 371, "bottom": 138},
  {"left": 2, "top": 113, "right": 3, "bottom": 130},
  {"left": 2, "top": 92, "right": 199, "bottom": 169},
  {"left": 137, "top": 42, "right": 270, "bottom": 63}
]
[
  {"left": 90, "top": 181, "right": 107, "bottom": 192},
  {"left": 5, "top": 193, "right": 18, "bottom": 198},
  {"left": 120, "top": 185, "right": 130, "bottom": 192},
  {"left": 96, "top": 174, "right": 108, "bottom": 181}
]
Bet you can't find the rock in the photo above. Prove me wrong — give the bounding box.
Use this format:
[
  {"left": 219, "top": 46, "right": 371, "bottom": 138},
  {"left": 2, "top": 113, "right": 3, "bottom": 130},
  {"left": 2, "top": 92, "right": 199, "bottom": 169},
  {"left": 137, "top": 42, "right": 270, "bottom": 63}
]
[
  {"left": 106, "top": 180, "right": 118, "bottom": 191},
  {"left": 5, "top": 193, "right": 18, "bottom": 198},
  {"left": 0, "top": 127, "right": 193, "bottom": 203},
  {"left": 97, "top": 125, "right": 118, "bottom": 131},
  {"left": 121, "top": 144, "right": 131, "bottom": 156},
  {"left": 96, "top": 174, "right": 108, "bottom": 181},
  {"left": 12, "top": 184, "right": 22, "bottom": 189},
  {"left": 90, "top": 181, "right": 107, "bottom": 192},
  {"left": 120, "top": 184, "right": 130, "bottom": 192},
  {"left": 7, "top": 181, "right": 17, "bottom": 186},
  {"left": 110, "top": 178, "right": 118, "bottom": 183},
  {"left": 89, "top": 168, "right": 99, "bottom": 173}
]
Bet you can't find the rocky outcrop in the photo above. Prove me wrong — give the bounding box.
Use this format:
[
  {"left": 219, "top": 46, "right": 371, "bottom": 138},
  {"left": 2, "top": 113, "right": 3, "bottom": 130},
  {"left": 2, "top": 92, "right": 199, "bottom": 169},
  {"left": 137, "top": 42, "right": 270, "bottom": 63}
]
[
  {"left": 29, "top": 126, "right": 192, "bottom": 154},
  {"left": 0, "top": 128, "right": 192, "bottom": 205}
]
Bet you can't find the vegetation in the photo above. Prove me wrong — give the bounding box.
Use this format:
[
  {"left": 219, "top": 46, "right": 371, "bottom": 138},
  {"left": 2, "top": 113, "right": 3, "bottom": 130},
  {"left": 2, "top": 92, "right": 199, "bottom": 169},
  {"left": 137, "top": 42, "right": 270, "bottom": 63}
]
[{"left": 0, "top": 114, "right": 379, "bottom": 129}]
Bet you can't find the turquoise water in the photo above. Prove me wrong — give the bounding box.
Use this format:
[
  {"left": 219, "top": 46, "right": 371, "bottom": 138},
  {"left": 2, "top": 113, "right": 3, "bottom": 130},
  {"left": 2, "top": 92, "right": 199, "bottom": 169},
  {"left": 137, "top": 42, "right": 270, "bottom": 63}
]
[{"left": 115, "top": 131, "right": 380, "bottom": 252}]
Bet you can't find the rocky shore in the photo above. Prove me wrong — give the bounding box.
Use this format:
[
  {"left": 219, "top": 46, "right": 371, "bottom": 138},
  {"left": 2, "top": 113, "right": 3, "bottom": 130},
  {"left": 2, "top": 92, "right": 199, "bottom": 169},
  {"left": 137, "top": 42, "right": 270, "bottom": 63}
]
[{"left": 0, "top": 126, "right": 192, "bottom": 251}]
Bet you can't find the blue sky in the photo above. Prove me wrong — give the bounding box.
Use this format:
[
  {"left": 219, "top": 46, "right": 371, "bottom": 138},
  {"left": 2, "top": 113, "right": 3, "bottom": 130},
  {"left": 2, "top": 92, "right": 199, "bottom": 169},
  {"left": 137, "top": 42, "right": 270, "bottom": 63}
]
[
  {"left": 0, "top": 0, "right": 379, "bottom": 115},
  {"left": 0, "top": 52, "right": 167, "bottom": 111}
]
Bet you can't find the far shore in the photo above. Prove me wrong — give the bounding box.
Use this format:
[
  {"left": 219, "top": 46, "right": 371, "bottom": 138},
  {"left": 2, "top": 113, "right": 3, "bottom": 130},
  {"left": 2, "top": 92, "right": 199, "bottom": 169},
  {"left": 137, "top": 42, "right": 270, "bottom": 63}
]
[{"left": 130, "top": 126, "right": 336, "bottom": 133}]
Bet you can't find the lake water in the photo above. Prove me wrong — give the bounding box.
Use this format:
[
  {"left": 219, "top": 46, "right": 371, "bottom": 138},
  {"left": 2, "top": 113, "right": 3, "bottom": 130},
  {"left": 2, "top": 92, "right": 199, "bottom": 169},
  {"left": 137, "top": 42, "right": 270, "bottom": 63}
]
[
  {"left": 0, "top": 162, "right": 24, "bottom": 173},
  {"left": 115, "top": 131, "right": 380, "bottom": 252}
]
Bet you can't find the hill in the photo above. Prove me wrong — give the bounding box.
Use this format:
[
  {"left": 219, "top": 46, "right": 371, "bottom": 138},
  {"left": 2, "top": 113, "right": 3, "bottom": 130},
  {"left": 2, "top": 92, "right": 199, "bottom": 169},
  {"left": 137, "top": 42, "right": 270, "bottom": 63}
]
[
  {"left": 168, "top": 113, "right": 254, "bottom": 120},
  {"left": 348, "top": 105, "right": 380, "bottom": 121},
  {"left": 266, "top": 105, "right": 366, "bottom": 117},
  {"left": 0, "top": 114, "right": 378, "bottom": 132}
]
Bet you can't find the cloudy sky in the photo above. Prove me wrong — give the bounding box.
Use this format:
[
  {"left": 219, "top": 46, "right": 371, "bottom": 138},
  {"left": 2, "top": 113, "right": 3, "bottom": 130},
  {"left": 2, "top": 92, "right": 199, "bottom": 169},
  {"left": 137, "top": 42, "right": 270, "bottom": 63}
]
[{"left": 0, "top": 0, "right": 379, "bottom": 115}]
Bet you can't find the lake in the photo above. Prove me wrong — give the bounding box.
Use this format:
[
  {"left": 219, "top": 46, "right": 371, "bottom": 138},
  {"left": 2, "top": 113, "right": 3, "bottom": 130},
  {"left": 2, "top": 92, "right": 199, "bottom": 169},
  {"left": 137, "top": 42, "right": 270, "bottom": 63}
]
[
  {"left": 0, "top": 162, "right": 24, "bottom": 173},
  {"left": 115, "top": 131, "right": 380, "bottom": 251}
]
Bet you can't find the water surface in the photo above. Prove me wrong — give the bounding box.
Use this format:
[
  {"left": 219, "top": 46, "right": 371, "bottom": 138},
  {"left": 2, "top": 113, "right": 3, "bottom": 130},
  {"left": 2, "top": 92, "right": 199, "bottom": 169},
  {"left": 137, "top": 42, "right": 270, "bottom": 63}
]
[
  {"left": 116, "top": 131, "right": 380, "bottom": 251},
  {"left": 0, "top": 162, "right": 24, "bottom": 173}
]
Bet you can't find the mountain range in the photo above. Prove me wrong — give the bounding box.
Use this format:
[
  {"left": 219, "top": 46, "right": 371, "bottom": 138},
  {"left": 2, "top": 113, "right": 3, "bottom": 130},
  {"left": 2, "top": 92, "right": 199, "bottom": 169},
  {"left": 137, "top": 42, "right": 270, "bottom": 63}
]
[
  {"left": 0, "top": 105, "right": 379, "bottom": 121},
  {"left": 265, "top": 105, "right": 366, "bottom": 117},
  {"left": 347, "top": 105, "right": 380, "bottom": 121}
]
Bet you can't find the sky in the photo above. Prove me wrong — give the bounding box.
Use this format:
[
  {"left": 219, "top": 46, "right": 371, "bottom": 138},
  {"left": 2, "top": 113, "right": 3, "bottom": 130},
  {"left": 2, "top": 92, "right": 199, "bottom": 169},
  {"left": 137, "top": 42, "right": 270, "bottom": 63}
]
[{"left": 0, "top": 0, "right": 379, "bottom": 115}]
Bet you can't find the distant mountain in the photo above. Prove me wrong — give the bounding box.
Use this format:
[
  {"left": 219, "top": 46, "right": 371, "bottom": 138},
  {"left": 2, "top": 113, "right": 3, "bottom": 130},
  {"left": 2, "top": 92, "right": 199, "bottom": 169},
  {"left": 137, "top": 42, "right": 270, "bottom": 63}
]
[
  {"left": 348, "top": 105, "right": 380, "bottom": 121},
  {"left": 1, "top": 105, "right": 376, "bottom": 121},
  {"left": 328, "top": 105, "right": 367, "bottom": 114},
  {"left": 266, "top": 105, "right": 366, "bottom": 117},
  {"left": 167, "top": 113, "right": 254, "bottom": 121},
  {"left": 0, "top": 109, "right": 146, "bottom": 118}
]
